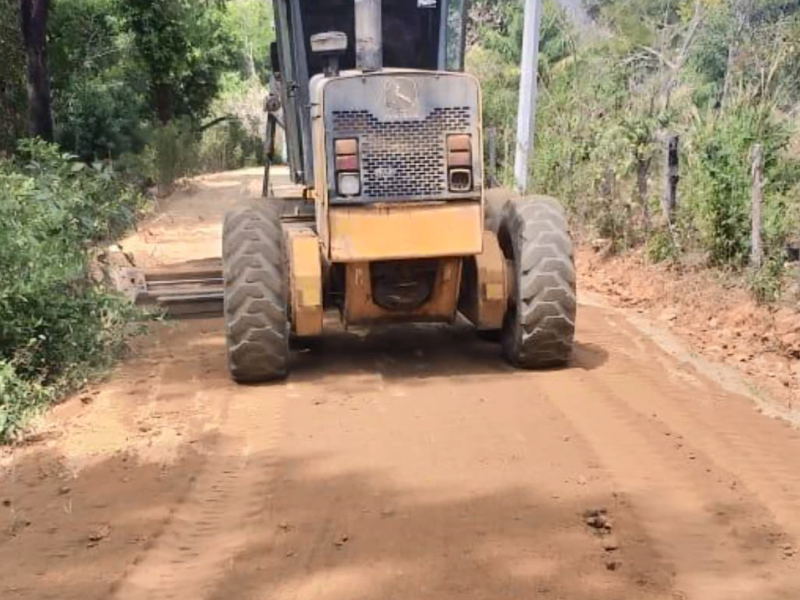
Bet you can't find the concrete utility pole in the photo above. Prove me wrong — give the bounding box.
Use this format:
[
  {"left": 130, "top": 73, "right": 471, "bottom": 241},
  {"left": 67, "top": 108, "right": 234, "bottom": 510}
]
[{"left": 514, "top": 0, "right": 544, "bottom": 193}]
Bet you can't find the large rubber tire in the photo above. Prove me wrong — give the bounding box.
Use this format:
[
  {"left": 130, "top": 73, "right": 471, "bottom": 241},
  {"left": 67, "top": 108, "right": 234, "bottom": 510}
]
[
  {"left": 498, "top": 197, "right": 576, "bottom": 368},
  {"left": 222, "top": 205, "right": 289, "bottom": 383}
]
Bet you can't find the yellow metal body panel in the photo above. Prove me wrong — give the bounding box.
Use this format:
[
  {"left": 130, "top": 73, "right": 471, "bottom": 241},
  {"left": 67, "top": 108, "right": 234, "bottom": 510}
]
[
  {"left": 329, "top": 203, "right": 482, "bottom": 263},
  {"left": 460, "top": 232, "right": 508, "bottom": 331},
  {"left": 285, "top": 226, "right": 323, "bottom": 337},
  {"left": 309, "top": 70, "right": 485, "bottom": 261},
  {"left": 344, "top": 259, "right": 462, "bottom": 326}
]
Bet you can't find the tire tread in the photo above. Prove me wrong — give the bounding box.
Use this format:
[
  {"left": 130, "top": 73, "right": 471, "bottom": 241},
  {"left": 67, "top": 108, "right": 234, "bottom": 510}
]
[
  {"left": 500, "top": 197, "right": 577, "bottom": 368},
  {"left": 222, "top": 205, "right": 289, "bottom": 383}
]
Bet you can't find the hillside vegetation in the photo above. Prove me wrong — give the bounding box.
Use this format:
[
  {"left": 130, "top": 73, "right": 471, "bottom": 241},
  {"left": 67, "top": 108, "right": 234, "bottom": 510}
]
[
  {"left": 0, "top": 0, "right": 275, "bottom": 441},
  {"left": 468, "top": 0, "right": 800, "bottom": 301},
  {"left": 2, "top": 0, "right": 273, "bottom": 187}
]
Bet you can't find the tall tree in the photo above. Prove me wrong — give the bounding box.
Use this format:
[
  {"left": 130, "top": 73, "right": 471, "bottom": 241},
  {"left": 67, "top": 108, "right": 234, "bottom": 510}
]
[
  {"left": 122, "top": 0, "right": 235, "bottom": 124},
  {"left": 0, "top": 0, "right": 26, "bottom": 152},
  {"left": 19, "top": 0, "right": 53, "bottom": 140}
]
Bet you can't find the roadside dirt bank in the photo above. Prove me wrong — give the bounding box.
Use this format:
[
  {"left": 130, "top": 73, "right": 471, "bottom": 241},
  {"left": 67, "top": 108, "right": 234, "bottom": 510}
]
[{"left": 577, "top": 246, "right": 800, "bottom": 422}]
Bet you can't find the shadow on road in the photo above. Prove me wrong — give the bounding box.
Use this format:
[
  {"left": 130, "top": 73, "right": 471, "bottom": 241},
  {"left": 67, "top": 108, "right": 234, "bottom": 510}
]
[
  {"left": 1, "top": 444, "right": 675, "bottom": 600},
  {"left": 290, "top": 323, "right": 609, "bottom": 384}
]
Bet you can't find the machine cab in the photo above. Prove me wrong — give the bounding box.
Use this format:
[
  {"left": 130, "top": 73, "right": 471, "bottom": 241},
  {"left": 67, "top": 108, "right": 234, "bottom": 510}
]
[{"left": 271, "top": 0, "right": 473, "bottom": 188}]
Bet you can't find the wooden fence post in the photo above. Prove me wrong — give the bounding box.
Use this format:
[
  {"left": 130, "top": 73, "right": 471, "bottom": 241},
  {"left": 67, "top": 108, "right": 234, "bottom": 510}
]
[
  {"left": 662, "top": 134, "right": 679, "bottom": 224},
  {"left": 750, "top": 143, "right": 763, "bottom": 269},
  {"left": 487, "top": 127, "right": 498, "bottom": 188}
]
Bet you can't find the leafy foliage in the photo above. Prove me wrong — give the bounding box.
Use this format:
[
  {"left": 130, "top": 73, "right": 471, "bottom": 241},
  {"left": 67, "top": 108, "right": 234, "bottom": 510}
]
[
  {"left": 0, "top": 140, "right": 146, "bottom": 440},
  {"left": 0, "top": 0, "right": 273, "bottom": 438},
  {"left": 121, "top": 0, "right": 237, "bottom": 123},
  {"left": 123, "top": 113, "right": 265, "bottom": 192},
  {"left": 468, "top": 0, "right": 576, "bottom": 184},
  {"left": 748, "top": 253, "right": 787, "bottom": 303},
  {"left": 0, "top": 361, "right": 53, "bottom": 442},
  {"left": 49, "top": 0, "right": 149, "bottom": 159},
  {"left": 468, "top": 0, "right": 800, "bottom": 295},
  {"left": 222, "top": 0, "right": 275, "bottom": 83},
  {"left": 44, "top": 0, "right": 272, "bottom": 161},
  {"left": 0, "top": 0, "right": 26, "bottom": 153},
  {"left": 685, "top": 104, "right": 796, "bottom": 266}
]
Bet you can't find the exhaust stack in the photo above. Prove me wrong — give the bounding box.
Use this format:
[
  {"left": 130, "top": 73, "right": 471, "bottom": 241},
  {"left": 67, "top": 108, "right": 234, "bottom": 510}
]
[{"left": 355, "top": 0, "right": 382, "bottom": 72}]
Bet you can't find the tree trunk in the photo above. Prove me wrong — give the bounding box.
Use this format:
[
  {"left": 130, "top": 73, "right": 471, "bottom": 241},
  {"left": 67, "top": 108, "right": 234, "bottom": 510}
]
[
  {"left": 487, "top": 127, "right": 497, "bottom": 188},
  {"left": 155, "top": 83, "right": 174, "bottom": 125},
  {"left": 662, "top": 135, "right": 680, "bottom": 224},
  {"left": 636, "top": 156, "right": 651, "bottom": 232},
  {"left": 1, "top": 0, "right": 26, "bottom": 153},
  {"left": 19, "top": 0, "right": 53, "bottom": 141}
]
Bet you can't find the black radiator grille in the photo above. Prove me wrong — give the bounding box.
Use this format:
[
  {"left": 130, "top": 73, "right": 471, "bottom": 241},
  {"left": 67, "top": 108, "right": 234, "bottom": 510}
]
[{"left": 331, "top": 107, "right": 471, "bottom": 199}]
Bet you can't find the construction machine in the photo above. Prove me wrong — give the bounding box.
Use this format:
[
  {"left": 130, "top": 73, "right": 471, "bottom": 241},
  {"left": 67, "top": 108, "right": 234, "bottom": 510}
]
[{"left": 223, "top": 0, "right": 577, "bottom": 382}]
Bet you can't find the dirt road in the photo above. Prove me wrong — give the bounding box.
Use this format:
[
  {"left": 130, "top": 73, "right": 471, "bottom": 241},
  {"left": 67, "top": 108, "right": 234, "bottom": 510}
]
[{"left": 2, "top": 168, "right": 800, "bottom": 600}]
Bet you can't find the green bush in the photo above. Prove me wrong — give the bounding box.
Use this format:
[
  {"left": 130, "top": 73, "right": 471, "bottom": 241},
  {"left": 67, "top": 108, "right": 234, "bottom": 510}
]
[
  {"left": 147, "top": 118, "right": 200, "bottom": 191},
  {"left": 685, "top": 104, "right": 798, "bottom": 267},
  {"left": 135, "top": 114, "right": 264, "bottom": 192},
  {"left": 49, "top": 0, "right": 151, "bottom": 160},
  {"left": 748, "top": 254, "right": 786, "bottom": 304},
  {"left": 646, "top": 227, "right": 681, "bottom": 264},
  {"left": 0, "top": 0, "right": 26, "bottom": 154},
  {"left": 197, "top": 117, "right": 264, "bottom": 174},
  {"left": 0, "top": 362, "right": 53, "bottom": 441},
  {"left": 45, "top": 0, "right": 274, "bottom": 162},
  {"left": 48, "top": 0, "right": 149, "bottom": 160},
  {"left": 469, "top": 0, "right": 800, "bottom": 303},
  {"left": 0, "top": 139, "right": 145, "bottom": 441},
  {"left": 54, "top": 74, "right": 149, "bottom": 160}
]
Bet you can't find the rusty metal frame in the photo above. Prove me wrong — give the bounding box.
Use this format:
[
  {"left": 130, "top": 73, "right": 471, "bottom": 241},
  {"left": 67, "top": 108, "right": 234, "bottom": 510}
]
[
  {"left": 460, "top": 231, "right": 508, "bottom": 331},
  {"left": 343, "top": 258, "right": 463, "bottom": 326},
  {"left": 284, "top": 225, "right": 324, "bottom": 337},
  {"left": 114, "top": 264, "right": 224, "bottom": 318}
]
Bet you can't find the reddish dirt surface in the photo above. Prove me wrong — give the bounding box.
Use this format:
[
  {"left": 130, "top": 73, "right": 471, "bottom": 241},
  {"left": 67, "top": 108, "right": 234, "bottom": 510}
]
[
  {"left": 2, "top": 170, "right": 800, "bottom": 600},
  {"left": 578, "top": 247, "right": 800, "bottom": 418}
]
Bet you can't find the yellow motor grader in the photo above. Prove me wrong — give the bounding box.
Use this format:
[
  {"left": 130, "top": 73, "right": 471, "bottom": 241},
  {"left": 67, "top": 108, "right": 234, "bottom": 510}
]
[{"left": 223, "top": 0, "right": 576, "bottom": 382}]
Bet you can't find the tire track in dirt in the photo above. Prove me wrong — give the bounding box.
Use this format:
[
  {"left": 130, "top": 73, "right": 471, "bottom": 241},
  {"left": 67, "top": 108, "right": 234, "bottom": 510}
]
[
  {"left": 537, "top": 370, "right": 798, "bottom": 599},
  {"left": 111, "top": 383, "right": 284, "bottom": 600},
  {"left": 212, "top": 345, "right": 677, "bottom": 600},
  {"left": 538, "top": 310, "right": 800, "bottom": 600},
  {"left": 581, "top": 310, "right": 800, "bottom": 552}
]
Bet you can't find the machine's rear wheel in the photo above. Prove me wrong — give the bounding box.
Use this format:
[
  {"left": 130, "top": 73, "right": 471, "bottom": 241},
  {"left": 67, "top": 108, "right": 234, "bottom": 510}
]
[
  {"left": 222, "top": 205, "right": 289, "bottom": 383},
  {"left": 499, "top": 197, "right": 576, "bottom": 368}
]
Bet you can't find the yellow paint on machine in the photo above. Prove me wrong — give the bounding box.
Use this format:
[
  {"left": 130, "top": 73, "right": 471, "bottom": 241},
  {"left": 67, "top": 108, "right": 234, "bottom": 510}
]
[
  {"left": 460, "top": 232, "right": 508, "bottom": 331},
  {"left": 285, "top": 226, "right": 323, "bottom": 337},
  {"left": 343, "top": 258, "right": 463, "bottom": 326},
  {"left": 328, "top": 202, "right": 483, "bottom": 262}
]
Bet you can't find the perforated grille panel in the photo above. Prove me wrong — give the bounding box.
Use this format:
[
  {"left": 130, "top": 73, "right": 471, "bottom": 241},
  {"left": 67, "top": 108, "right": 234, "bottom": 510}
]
[{"left": 332, "top": 107, "right": 471, "bottom": 199}]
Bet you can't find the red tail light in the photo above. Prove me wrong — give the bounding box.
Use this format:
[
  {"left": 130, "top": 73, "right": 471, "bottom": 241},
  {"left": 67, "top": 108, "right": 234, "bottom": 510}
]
[
  {"left": 447, "top": 134, "right": 473, "bottom": 192},
  {"left": 335, "top": 138, "right": 361, "bottom": 196}
]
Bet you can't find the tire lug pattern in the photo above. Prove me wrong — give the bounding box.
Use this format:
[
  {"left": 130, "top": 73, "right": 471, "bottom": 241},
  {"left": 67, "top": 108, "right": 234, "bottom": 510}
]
[{"left": 222, "top": 205, "right": 290, "bottom": 383}]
